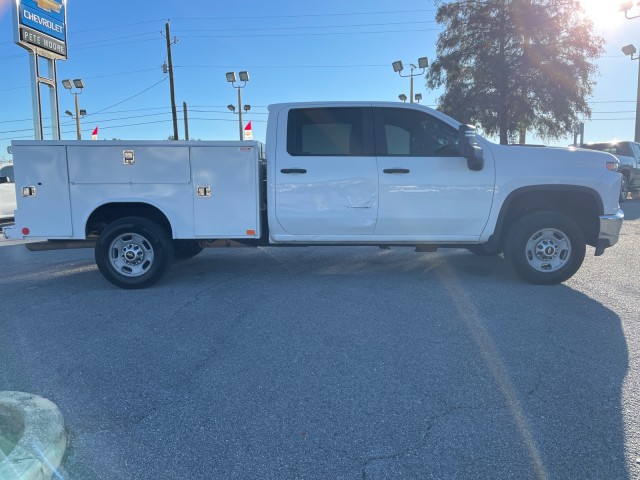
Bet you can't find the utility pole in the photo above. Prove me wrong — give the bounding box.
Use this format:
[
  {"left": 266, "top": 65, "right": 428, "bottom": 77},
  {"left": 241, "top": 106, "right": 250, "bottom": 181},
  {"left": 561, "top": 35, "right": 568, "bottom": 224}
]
[
  {"left": 164, "top": 20, "right": 179, "bottom": 141},
  {"left": 183, "top": 101, "right": 189, "bottom": 141}
]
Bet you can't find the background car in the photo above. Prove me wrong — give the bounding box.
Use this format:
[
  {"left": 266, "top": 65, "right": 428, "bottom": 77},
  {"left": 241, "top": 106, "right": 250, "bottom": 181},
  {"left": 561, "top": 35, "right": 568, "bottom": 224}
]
[
  {"left": 581, "top": 141, "right": 640, "bottom": 202},
  {"left": 0, "top": 162, "right": 16, "bottom": 221}
]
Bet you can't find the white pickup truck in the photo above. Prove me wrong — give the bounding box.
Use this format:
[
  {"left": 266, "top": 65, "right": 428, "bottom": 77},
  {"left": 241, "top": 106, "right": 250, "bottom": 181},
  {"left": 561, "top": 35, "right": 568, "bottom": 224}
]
[{"left": 4, "top": 102, "right": 624, "bottom": 288}]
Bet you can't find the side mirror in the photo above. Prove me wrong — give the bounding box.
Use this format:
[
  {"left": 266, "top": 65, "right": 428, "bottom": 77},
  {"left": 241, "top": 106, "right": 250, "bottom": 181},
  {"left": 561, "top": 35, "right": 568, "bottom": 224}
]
[{"left": 459, "top": 124, "right": 484, "bottom": 171}]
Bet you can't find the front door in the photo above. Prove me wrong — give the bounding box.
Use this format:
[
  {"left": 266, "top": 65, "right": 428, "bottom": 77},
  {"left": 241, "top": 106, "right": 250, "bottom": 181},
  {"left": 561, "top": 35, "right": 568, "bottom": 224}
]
[{"left": 374, "top": 107, "right": 495, "bottom": 239}]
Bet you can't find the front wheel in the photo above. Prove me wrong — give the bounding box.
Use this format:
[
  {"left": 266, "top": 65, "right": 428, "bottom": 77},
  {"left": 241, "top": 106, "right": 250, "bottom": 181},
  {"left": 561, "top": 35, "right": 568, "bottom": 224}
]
[
  {"left": 95, "top": 217, "right": 174, "bottom": 289},
  {"left": 505, "top": 211, "right": 586, "bottom": 285}
]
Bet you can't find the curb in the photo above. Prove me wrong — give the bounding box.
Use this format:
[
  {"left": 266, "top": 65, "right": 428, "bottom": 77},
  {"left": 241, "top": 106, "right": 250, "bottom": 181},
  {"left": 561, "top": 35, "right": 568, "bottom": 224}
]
[{"left": 0, "top": 392, "right": 66, "bottom": 480}]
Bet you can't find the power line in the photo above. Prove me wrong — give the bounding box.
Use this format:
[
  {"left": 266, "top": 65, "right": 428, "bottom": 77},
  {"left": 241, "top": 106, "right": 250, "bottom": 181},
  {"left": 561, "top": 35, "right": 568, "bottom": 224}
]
[
  {"left": 88, "top": 78, "right": 168, "bottom": 116},
  {"left": 173, "top": 20, "right": 438, "bottom": 34},
  {"left": 172, "top": 9, "right": 436, "bottom": 21},
  {"left": 174, "top": 64, "right": 388, "bottom": 69},
  {"left": 181, "top": 27, "right": 441, "bottom": 39}
]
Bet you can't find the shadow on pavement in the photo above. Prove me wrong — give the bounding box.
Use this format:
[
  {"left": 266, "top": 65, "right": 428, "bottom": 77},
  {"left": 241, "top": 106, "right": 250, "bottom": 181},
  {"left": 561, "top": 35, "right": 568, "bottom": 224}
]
[{"left": 0, "top": 244, "right": 630, "bottom": 479}]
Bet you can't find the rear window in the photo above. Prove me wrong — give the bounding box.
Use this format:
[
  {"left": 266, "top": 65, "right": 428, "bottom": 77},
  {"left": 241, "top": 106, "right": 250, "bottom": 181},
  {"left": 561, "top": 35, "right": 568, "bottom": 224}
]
[{"left": 286, "top": 108, "right": 366, "bottom": 156}]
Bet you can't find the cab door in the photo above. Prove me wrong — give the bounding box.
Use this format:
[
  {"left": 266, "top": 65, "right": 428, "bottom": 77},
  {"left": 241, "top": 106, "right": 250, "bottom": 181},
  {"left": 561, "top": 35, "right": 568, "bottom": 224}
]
[
  {"left": 273, "top": 107, "right": 378, "bottom": 236},
  {"left": 373, "top": 107, "right": 494, "bottom": 239}
]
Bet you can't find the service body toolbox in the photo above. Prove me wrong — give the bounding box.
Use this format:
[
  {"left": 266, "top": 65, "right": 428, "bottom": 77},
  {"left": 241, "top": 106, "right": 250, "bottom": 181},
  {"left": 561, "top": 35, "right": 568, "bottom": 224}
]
[{"left": 7, "top": 141, "right": 264, "bottom": 241}]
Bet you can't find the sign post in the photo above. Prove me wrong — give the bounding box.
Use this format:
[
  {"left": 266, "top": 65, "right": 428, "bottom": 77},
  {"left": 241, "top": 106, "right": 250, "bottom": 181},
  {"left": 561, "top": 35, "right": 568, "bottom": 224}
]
[{"left": 13, "top": 0, "right": 68, "bottom": 140}]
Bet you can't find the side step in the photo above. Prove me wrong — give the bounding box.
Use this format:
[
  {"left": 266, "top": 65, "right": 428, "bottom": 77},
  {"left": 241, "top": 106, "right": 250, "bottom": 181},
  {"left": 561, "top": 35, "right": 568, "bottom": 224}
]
[{"left": 26, "top": 240, "right": 97, "bottom": 251}]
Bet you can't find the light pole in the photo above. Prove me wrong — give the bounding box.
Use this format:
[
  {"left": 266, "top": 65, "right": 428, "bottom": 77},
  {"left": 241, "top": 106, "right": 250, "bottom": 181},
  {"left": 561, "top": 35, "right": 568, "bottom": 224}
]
[
  {"left": 226, "top": 71, "right": 250, "bottom": 140},
  {"left": 392, "top": 57, "right": 429, "bottom": 103},
  {"left": 622, "top": 44, "right": 640, "bottom": 142},
  {"left": 65, "top": 108, "right": 87, "bottom": 136},
  {"left": 619, "top": 0, "right": 640, "bottom": 19},
  {"left": 61, "top": 79, "right": 84, "bottom": 140}
]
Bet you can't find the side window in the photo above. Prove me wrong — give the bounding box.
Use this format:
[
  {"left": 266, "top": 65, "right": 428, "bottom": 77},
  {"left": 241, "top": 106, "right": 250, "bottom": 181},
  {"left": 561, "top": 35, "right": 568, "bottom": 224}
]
[
  {"left": 630, "top": 142, "right": 640, "bottom": 159},
  {"left": 287, "top": 108, "right": 366, "bottom": 156},
  {"left": 376, "top": 108, "right": 458, "bottom": 157}
]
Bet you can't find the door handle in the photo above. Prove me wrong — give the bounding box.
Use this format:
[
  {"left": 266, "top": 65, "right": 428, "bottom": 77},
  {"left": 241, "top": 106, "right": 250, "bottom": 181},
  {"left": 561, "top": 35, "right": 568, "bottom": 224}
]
[
  {"left": 383, "top": 168, "right": 410, "bottom": 174},
  {"left": 281, "top": 168, "right": 307, "bottom": 174}
]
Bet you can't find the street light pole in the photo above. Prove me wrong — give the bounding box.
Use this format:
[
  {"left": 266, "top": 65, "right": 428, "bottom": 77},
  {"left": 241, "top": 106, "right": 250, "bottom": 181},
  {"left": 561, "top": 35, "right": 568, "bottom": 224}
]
[
  {"left": 226, "top": 71, "right": 250, "bottom": 141},
  {"left": 410, "top": 65, "right": 415, "bottom": 104},
  {"left": 392, "top": 57, "right": 429, "bottom": 103},
  {"left": 62, "top": 78, "right": 85, "bottom": 140},
  {"left": 238, "top": 86, "right": 243, "bottom": 141},
  {"left": 636, "top": 57, "right": 640, "bottom": 142},
  {"left": 622, "top": 44, "right": 640, "bottom": 142},
  {"left": 74, "top": 92, "right": 81, "bottom": 140},
  {"left": 620, "top": 0, "right": 640, "bottom": 19}
]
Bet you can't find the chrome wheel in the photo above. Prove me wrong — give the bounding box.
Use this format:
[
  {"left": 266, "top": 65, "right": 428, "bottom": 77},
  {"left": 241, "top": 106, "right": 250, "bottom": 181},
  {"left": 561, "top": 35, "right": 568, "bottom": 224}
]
[
  {"left": 108, "top": 232, "right": 155, "bottom": 278},
  {"left": 524, "top": 228, "right": 571, "bottom": 273}
]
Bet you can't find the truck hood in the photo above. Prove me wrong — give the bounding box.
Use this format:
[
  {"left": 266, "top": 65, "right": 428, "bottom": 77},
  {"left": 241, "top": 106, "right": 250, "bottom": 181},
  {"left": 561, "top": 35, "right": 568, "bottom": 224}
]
[{"left": 485, "top": 143, "right": 619, "bottom": 164}]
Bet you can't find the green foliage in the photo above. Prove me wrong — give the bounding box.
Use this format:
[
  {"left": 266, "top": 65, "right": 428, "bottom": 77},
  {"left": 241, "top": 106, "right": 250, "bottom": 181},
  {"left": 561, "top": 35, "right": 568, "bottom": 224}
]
[{"left": 426, "top": 0, "right": 603, "bottom": 144}]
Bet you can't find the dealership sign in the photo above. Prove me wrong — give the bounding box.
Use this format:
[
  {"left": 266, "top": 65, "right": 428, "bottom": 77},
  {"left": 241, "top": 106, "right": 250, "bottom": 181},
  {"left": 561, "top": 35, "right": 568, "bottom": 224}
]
[{"left": 13, "top": 0, "right": 67, "bottom": 59}]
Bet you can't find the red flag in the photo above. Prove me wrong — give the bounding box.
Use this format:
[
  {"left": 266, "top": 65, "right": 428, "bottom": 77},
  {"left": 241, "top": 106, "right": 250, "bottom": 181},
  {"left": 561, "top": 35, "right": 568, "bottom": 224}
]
[
  {"left": 91, "top": 126, "right": 98, "bottom": 140},
  {"left": 244, "top": 121, "right": 253, "bottom": 140}
]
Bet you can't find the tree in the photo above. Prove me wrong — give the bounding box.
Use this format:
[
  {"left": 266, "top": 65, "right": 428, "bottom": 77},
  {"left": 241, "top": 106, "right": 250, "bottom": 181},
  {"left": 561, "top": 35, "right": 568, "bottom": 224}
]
[{"left": 426, "top": 0, "right": 604, "bottom": 144}]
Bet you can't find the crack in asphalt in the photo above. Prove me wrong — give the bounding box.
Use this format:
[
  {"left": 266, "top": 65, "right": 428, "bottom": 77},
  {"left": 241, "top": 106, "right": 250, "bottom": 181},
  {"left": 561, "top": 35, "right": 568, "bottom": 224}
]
[{"left": 360, "top": 405, "right": 462, "bottom": 479}]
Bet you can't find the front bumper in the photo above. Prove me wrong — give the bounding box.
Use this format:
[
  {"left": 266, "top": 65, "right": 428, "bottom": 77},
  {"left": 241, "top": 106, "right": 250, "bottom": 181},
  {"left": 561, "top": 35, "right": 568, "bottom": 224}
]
[{"left": 595, "top": 208, "right": 624, "bottom": 256}]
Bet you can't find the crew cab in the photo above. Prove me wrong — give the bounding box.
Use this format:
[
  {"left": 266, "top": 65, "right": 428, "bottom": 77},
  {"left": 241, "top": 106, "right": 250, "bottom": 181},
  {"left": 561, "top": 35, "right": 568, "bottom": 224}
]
[{"left": 4, "top": 102, "right": 624, "bottom": 288}]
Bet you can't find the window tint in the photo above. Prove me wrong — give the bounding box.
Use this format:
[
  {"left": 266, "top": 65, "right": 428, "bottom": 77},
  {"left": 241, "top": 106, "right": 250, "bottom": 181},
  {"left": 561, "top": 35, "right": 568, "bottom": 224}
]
[
  {"left": 287, "top": 108, "right": 366, "bottom": 156},
  {"left": 376, "top": 108, "right": 458, "bottom": 157}
]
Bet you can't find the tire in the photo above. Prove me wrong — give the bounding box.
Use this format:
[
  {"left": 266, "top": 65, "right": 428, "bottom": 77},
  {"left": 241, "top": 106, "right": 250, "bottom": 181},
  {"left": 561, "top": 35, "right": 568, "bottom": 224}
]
[
  {"left": 505, "top": 211, "right": 586, "bottom": 285},
  {"left": 173, "top": 240, "right": 204, "bottom": 260},
  {"left": 620, "top": 174, "right": 629, "bottom": 203},
  {"left": 95, "top": 217, "right": 174, "bottom": 289}
]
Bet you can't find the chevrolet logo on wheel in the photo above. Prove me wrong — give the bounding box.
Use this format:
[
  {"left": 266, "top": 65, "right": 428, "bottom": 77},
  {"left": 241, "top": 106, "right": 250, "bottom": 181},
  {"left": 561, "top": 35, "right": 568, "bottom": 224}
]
[{"left": 35, "top": 0, "right": 63, "bottom": 14}]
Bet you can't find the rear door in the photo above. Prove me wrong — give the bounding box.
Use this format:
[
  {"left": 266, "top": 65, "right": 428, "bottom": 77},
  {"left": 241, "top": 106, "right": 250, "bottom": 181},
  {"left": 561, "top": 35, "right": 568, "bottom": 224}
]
[{"left": 273, "top": 107, "right": 378, "bottom": 235}]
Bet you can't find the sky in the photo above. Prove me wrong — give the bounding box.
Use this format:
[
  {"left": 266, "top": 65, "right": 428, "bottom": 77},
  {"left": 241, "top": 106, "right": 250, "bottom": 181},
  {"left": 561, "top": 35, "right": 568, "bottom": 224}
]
[{"left": 0, "top": 0, "right": 638, "bottom": 162}]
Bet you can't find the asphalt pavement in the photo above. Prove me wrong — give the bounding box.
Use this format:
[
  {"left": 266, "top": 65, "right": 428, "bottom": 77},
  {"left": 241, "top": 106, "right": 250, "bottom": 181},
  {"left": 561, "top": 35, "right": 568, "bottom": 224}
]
[{"left": 0, "top": 201, "right": 639, "bottom": 479}]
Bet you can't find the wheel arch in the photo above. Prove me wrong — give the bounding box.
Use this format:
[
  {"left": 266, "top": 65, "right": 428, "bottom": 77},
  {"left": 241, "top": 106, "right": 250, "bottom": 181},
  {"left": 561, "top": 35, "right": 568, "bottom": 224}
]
[
  {"left": 85, "top": 202, "right": 173, "bottom": 239},
  {"left": 486, "top": 185, "right": 603, "bottom": 252}
]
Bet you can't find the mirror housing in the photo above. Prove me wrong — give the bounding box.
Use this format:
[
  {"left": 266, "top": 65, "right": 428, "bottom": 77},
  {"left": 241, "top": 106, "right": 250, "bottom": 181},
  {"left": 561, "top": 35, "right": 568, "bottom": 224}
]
[{"left": 459, "top": 124, "right": 484, "bottom": 171}]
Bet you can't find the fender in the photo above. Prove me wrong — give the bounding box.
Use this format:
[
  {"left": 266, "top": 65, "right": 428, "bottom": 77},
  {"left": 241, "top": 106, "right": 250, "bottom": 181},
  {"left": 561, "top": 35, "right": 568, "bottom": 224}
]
[{"left": 485, "top": 184, "right": 604, "bottom": 252}]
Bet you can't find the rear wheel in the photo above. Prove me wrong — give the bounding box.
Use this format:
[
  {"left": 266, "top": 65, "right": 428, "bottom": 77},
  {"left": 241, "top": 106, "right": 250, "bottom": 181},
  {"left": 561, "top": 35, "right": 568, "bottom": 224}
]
[
  {"left": 95, "top": 217, "right": 173, "bottom": 289},
  {"left": 505, "top": 211, "right": 585, "bottom": 285}
]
